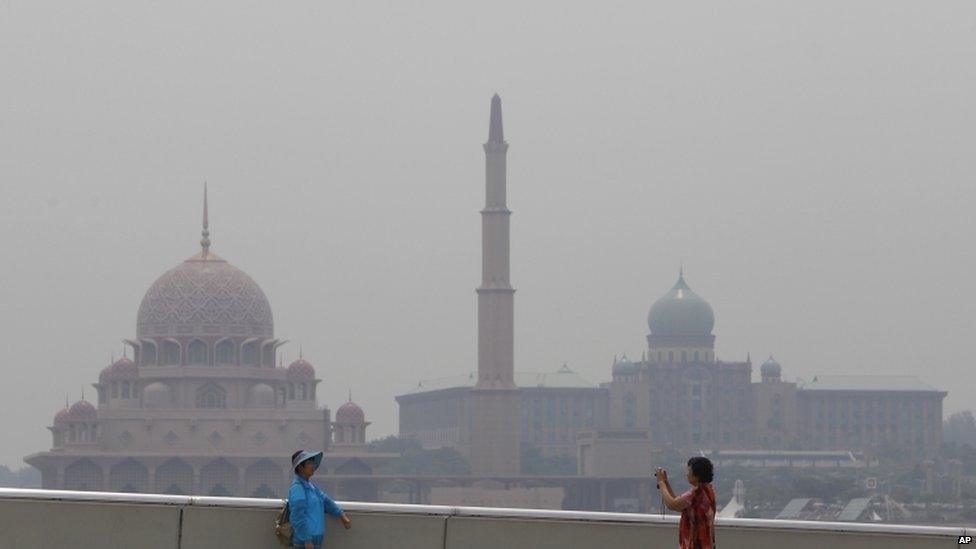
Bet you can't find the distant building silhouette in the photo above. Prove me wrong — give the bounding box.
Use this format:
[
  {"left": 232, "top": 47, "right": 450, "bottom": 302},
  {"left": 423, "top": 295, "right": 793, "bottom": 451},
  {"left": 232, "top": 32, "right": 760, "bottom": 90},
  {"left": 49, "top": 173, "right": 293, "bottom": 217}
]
[{"left": 399, "top": 139, "right": 946, "bottom": 466}]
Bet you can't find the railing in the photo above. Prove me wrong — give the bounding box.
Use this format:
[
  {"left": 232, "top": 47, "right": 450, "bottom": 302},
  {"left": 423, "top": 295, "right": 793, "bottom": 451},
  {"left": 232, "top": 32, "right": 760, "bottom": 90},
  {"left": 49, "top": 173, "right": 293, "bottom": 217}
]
[{"left": 0, "top": 487, "right": 970, "bottom": 549}]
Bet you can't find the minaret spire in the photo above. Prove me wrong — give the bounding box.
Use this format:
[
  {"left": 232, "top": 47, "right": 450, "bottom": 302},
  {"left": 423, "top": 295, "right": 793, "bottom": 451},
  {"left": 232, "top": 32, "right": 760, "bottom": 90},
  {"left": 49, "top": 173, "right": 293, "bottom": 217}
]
[
  {"left": 200, "top": 182, "right": 211, "bottom": 254},
  {"left": 471, "top": 93, "right": 520, "bottom": 476},
  {"left": 488, "top": 93, "right": 504, "bottom": 143}
]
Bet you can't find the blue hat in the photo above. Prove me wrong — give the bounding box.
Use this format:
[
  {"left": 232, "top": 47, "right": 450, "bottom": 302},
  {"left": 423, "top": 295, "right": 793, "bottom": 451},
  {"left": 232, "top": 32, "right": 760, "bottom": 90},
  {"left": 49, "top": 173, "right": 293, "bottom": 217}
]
[{"left": 292, "top": 450, "right": 323, "bottom": 470}]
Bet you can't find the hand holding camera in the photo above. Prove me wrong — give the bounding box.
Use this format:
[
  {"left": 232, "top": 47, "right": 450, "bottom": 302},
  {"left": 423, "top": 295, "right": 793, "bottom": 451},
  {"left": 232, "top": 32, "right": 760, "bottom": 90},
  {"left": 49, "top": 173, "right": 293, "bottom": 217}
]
[{"left": 654, "top": 467, "right": 668, "bottom": 489}]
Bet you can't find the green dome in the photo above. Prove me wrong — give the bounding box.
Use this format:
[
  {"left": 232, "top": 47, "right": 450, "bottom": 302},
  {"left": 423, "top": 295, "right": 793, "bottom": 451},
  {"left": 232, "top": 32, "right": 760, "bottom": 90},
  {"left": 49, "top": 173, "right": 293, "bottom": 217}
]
[
  {"left": 761, "top": 356, "right": 782, "bottom": 376},
  {"left": 647, "top": 272, "right": 715, "bottom": 336},
  {"left": 612, "top": 355, "right": 638, "bottom": 375}
]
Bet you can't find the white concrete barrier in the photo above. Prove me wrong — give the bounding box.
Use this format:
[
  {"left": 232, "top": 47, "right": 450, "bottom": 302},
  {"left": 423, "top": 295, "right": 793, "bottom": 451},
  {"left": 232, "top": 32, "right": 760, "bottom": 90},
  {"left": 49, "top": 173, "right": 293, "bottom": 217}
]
[{"left": 0, "top": 488, "right": 970, "bottom": 549}]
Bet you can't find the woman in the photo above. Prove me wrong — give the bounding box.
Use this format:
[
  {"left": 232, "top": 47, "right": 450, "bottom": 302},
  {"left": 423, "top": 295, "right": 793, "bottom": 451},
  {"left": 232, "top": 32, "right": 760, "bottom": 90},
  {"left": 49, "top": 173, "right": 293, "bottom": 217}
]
[
  {"left": 655, "top": 457, "right": 716, "bottom": 549},
  {"left": 289, "top": 449, "right": 352, "bottom": 549}
]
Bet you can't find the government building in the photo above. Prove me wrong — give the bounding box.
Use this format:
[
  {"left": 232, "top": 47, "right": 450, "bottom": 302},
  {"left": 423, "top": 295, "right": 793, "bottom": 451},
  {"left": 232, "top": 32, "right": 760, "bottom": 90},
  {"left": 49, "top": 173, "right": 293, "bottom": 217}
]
[
  {"left": 401, "top": 268, "right": 946, "bottom": 467},
  {"left": 25, "top": 190, "right": 392, "bottom": 497},
  {"left": 397, "top": 100, "right": 947, "bottom": 466}
]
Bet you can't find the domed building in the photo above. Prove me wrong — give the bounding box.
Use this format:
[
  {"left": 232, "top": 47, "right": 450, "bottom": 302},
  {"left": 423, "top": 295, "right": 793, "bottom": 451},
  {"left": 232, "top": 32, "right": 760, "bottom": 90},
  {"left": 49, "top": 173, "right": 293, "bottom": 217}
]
[
  {"left": 603, "top": 270, "right": 946, "bottom": 460},
  {"left": 646, "top": 269, "right": 716, "bottom": 364},
  {"left": 604, "top": 270, "right": 755, "bottom": 449},
  {"left": 25, "top": 191, "right": 392, "bottom": 497}
]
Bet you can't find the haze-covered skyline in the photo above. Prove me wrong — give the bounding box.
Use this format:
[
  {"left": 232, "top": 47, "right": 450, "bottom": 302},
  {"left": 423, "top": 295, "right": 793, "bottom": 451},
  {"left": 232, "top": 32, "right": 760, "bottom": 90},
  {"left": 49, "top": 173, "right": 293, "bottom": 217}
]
[{"left": 2, "top": 2, "right": 975, "bottom": 467}]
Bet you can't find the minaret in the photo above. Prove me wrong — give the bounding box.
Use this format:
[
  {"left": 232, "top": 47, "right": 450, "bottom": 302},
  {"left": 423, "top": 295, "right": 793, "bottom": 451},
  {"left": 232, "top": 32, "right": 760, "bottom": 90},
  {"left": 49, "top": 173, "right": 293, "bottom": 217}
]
[{"left": 469, "top": 94, "right": 521, "bottom": 476}]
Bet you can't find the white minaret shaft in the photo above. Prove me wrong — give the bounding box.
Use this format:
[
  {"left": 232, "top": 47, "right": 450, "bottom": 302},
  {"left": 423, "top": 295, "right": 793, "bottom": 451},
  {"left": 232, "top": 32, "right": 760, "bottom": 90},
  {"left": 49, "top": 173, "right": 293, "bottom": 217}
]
[{"left": 476, "top": 94, "right": 516, "bottom": 390}]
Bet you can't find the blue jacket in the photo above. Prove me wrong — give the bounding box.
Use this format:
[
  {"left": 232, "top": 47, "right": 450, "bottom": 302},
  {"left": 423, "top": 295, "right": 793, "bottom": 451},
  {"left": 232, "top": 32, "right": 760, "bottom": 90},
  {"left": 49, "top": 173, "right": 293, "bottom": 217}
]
[{"left": 288, "top": 474, "right": 344, "bottom": 545}]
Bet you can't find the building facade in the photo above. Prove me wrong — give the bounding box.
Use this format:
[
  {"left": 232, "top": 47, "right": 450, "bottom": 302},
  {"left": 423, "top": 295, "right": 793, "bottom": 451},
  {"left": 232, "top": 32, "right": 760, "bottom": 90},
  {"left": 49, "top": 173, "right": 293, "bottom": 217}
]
[
  {"left": 397, "top": 367, "right": 610, "bottom": 459},
  {"left": 402, "top": 269, "right": 947, "bottom": 465},
  {"left": 25, "top": 191, "right": 389, "bottom": 497}
]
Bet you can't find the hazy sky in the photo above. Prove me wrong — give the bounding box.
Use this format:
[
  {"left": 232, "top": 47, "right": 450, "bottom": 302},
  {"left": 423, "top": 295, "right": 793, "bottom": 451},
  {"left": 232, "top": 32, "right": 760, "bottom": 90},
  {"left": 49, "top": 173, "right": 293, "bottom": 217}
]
[{"left": 1, "top": 2, "right": 974, "bottom": 467}]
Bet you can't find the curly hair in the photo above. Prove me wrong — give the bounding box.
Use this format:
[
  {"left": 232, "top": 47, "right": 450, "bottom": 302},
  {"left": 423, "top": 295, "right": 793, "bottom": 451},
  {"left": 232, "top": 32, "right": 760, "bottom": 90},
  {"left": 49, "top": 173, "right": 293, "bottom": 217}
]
[{"left": 687, "top": 456, "right": 714, "bottom": 484}]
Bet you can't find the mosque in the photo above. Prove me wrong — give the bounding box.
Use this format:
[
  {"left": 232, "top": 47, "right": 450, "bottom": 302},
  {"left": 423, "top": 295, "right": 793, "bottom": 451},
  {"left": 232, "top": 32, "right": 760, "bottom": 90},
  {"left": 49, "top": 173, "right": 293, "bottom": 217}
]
[{"left": 25, "top": 189, "right": 392, "bottom": 497}]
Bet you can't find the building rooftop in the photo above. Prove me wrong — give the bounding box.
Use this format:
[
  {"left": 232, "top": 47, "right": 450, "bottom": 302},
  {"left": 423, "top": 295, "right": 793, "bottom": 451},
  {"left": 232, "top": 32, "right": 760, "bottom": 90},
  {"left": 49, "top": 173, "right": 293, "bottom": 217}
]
[
  {"left": 776, "top": 498, "right": 812, "bottom": 519},
  {"left": 798, "top": 375, "right": 942, "bottom": 393},
  {"left": 837, "top": 498, "right": 873, "bottom": 522},
  {"left": 408, "top": 365, "right": 599, "bottom": 394}
]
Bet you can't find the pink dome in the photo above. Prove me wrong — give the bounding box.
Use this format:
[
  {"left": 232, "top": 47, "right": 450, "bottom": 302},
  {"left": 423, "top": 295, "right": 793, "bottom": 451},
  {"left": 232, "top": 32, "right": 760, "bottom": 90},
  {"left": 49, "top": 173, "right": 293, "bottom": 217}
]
[
  {"left": 68, "top": 400, "right": 97, "bottom": 420},
  {"left": 53, "top": 407, "right": 71, "bottom": 424},
  {"left": 100, "top": 357, "right": 137, "bottom": 381},
  {"left": 137, "top": 252, "right": 273, "bottom": 338},
  {"left": 335, "top": 401, "right": 365, "bottom": 423},
  {"left": 287, "top": 358, "right": 316, "bottom": 380}
]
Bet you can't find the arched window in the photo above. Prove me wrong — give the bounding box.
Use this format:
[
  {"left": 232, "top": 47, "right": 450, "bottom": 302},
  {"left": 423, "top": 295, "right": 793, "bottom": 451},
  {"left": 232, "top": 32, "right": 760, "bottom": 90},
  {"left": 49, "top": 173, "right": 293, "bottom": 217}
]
[
  {"left": 200, "top": 458, "right": 236, "bottom": 496},
  {"left": 121, "top": 381, "right": 130, "bottom": 399},
  {"left": 681, "top": 351, "right": 687, "bottom": 363},
  {"left": 79, "top": 423, "right": 88, "bottom": 443},
  {"left": 694, "top": 351, "right": 699, "bottom": 362},
  {"left": 109, "top": 458, "right": 148, "bottom": 493},
  {"left": 623, "top": 393, "right": 636, "bottom": 428},
  {"left": 142, "top": 342, "right": 157, "bottom": 366},
  {"left": 156, "top": 459, "right": 193, "bottom": 495},
  {"left": 215, "top": 339, "right": 236, "bottom": 365},
  {"left": 245, "top": 459, "right": 282, "bottom": 498},
  {"left": 161, "top": 341, "right": 180, "bottom": 366},
  {"left": 64, "top": 459, "right": 103, "bottom": 491},
  {"left": 242, "top": 342, "right": 259, "bottom": 366},
  {"left": 288, "top": 384, "right": 295, "bottom": 400},
  {"left": 187, "top": 340, "right": 208, "bottom": 365},
  {"left": 668, "top": 351, "right": 674, "bottom": 363},
  {"left": 277, "top": 387, "right": 286, "bottom": 407},
  {"left": 69, "top": 425, "right": 76, "bottom": 442},
  {"left": 111, "top": 382, "right": 119, "bottom": 399},
  {"left": 195, "top": 382, "right": 226, "bottom": 409}
]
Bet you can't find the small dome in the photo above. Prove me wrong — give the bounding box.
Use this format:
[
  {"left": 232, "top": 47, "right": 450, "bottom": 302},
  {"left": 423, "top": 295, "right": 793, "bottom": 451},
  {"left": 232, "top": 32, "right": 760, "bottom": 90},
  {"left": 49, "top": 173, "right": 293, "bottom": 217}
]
[
  {"left": 287, "top": 358, "right": 316, "bottom": 380},
  {"left": 100, "top": 357, "right": 137, "bottom": 381},
  {"left": 53, "top": 407, "right": 71, "bottom": 424},
  {"left": 68, "top": 400, "right": 97, "bottom": 420},
  {"left": 648, "top": 272, "right": 715, "bottom": 336},
  {"left": 142, "top": 382, "right": 171, "bottom": 409},
  {"left": 248, "top": 383, "right": 275, "bottom": 409},
  {"left": 612, "top": 355, "right": 638, "bottom": 376},
  {"left": 761, "top": 356, "right": 782, "bottom": 377},
  {"left": 335, "top": 400, "right": 365, "bottom": 423}
]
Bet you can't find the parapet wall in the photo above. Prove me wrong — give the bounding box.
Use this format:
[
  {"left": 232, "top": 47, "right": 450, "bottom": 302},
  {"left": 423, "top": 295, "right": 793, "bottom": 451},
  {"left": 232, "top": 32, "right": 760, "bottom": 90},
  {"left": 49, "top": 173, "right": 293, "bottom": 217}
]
[{"left": 0, "top": 488, "right": 970, "bottom": 549}]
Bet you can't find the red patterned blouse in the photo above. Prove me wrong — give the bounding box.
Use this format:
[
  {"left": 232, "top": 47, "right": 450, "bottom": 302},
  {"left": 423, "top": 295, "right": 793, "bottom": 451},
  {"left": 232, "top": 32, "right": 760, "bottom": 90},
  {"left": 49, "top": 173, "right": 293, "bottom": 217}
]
[{"left": 678, "top": 483, "right": 716, "bottom": 549}]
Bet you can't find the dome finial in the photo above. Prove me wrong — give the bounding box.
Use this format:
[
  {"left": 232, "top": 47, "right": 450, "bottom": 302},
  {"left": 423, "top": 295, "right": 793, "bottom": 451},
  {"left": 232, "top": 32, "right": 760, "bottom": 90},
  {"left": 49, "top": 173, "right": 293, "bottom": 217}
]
[
  {"left": 200, "top": 182, "right": 211, "bottom": 254},
  {"left": 299, "top": 345, "right": 303, "bottom": 360},
  {"left": 348, "top": 389, "right": 352, "bottom": 402}
]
